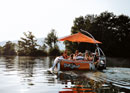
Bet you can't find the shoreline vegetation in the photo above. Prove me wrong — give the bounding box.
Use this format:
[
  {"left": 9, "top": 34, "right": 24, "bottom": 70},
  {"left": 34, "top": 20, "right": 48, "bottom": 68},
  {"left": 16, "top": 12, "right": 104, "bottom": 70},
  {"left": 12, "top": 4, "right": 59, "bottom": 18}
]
[{"left": 0, "top": 11, "right": 130, "bottom": 57}]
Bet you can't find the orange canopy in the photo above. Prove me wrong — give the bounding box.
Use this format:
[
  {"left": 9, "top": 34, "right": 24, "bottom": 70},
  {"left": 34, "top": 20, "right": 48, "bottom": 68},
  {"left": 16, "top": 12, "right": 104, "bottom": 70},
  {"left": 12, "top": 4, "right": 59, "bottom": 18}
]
[{"left": 59, "top": 32, "right": 101, "bottom": 44}]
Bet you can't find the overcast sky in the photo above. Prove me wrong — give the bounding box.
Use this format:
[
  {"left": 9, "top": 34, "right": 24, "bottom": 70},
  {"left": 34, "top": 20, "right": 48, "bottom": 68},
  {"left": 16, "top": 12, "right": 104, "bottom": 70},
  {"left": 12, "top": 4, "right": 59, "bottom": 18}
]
[{"left": 0, "top": 0, "right": 130, "bottom": 41}]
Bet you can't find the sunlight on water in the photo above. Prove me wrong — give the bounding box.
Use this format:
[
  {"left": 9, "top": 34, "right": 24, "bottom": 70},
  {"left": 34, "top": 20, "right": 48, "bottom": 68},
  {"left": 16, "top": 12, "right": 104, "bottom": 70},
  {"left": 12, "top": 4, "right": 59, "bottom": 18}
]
[{"left": 0, "top": 56, "right": 130, "bottom": 93}]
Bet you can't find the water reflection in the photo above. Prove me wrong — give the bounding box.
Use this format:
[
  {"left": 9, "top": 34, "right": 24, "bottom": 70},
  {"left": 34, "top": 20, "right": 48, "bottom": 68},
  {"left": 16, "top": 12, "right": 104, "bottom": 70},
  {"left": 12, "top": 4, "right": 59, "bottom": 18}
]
[
  {"left": 52, "top": 71, "right": 130, "bottom": 93},
  {"left": 1, "top": 56, "right": 16, "bottom": 70},
  {"left": 57, "top": 72, "right": 103, "bottom": 93},
  {"left": 0, "top": 56, "right": 130, "bottom": 93}
]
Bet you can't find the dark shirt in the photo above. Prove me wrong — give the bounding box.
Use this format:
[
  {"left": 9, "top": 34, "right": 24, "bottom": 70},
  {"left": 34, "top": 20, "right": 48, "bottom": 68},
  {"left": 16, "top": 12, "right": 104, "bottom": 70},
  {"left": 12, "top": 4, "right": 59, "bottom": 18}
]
[{"left": 94, "top": 56, "right": 99, "bottom": 62}]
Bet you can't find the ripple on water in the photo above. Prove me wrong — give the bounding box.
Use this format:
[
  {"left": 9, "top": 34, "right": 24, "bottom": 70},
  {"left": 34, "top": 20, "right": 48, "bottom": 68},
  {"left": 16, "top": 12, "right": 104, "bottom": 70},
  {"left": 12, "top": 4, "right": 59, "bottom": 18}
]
[
  {"left": 0, "top": 56, "right": 130, "bottom": 93},
  {"left": 102, "top": 67, "right": 130, "bottom": 89}
]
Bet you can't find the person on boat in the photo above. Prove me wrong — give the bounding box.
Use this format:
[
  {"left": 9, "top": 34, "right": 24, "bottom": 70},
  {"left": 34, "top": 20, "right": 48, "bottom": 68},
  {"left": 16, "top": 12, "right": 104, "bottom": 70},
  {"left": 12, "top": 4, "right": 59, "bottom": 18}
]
[
  {"left": 76, "top": 52, "right": 84, "bottom": 60},
  {"left": 84, "top": 50, "right": 89, "bottom": 61},
  {"left": 50, "top": 53, "right": 65, "bottom": 71},
  {"left": 73, "top": 50, "right": 79, "bottom": 60},
  {"left": 94, "top": 51, "right": 100, "bottom": 66},
  {"left": 63, "top": 50, "right": 69, "bottom": 59},
  {"left": 88, "top": 52, "right": 94, "bottom": 61},
  {"left": 68, "top": 54, "right": 74, "bottom": 60}
]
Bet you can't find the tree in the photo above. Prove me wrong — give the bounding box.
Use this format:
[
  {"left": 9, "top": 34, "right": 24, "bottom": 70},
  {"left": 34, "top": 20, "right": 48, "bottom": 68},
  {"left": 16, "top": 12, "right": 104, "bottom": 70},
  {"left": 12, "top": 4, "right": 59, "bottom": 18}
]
[
  {"left": 3, "top": 41, "right": 16, "bottom": 55},
  {"left": 65, "top": 15, "right": 96, "bottom": 53},
  {"left": 18, "top": 31, "right": 38, "bottom": 56},
  {"left": 44, "top": 29, "right": 58, "bottom": 49},
  {"left": 90, "top": 12, "right": 130, "bottom": 57},
  {"left": 89, "top": 12, "right": 116, "bottom": 55},
  {"left": 65, "top": 11, "right": 130, "bottom": 57},
  {"left": 0, "top": 46, "right": 3, "bottom": 55},
  {"left": 38, "top": 44, "right": 47, "bottom": 56},
  {"left": 48, "top": 45, "right": 60, "bottom": 56},
  {"left": 44, "top": 29, "right": 60, "bottom": 56}
]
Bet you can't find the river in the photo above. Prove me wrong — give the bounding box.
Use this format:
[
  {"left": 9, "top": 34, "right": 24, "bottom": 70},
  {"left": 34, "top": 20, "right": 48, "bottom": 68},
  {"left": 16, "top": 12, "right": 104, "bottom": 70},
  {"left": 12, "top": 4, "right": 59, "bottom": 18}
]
[{"left": 0, "top": 56, "right": 130, "bottom": 93}]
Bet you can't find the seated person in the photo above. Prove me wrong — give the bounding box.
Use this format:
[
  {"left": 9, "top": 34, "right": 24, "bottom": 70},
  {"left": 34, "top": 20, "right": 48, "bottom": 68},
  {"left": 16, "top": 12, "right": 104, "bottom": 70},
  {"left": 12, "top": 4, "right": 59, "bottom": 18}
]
[
  {"left": 63, "top": 50, "right": 69, "bottom": 59},
  {"left": 51, "top": 53, "right": 64, "bottom": 71},
  {"left": 68, "top": 54, "right": 74, "bottom": 60},
  {"left": 88, "top": 52, "right": 94, "bottom": 61},
  {"left": 75, "top": 50, "right": 79, "bottom": 56},
  {"left": 76, "top": 52, "right": 84, "bottom": 60},
  {"left": 73, "top": 50, "right": 79, "bottom": 60},
  {"left": 94, "top": 51, "right": 100, "bottom": 66},
  {"left": 84, "top": 51, "right": 89, "bottom": 60}
]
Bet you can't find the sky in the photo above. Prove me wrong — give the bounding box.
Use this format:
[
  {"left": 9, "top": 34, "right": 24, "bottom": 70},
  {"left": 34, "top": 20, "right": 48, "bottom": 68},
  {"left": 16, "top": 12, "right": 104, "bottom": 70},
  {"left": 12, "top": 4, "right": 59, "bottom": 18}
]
[{"left": 0, "top": 0, "right": 130, "bottom": 41}]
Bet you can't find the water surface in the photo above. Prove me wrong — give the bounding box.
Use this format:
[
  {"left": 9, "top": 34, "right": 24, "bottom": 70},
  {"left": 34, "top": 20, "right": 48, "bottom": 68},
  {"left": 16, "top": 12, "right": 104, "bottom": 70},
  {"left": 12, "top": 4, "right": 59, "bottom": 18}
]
[{"left": 0, "top": 56, "right": 130, "bottom": 93}]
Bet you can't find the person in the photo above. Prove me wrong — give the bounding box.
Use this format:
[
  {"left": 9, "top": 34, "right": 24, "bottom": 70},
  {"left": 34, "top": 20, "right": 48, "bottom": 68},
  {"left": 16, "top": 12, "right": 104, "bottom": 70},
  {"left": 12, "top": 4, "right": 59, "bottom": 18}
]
[
  {"left": 84, "top": 51, "right": 89, "bottom": 61},
  {"left": 94, "top": 51, "right": 99, "bottom": 67},
  {"left": 63, "top": 50, "right": 69, "bottom": 59},
  {"left": 75, "top": 50, "right": 79, "bottom": 56},
  {"left": 50, "top": 53, "right": 64, "bottom": 71},
  {"left": 73, "top": 50, "right": 79, "bottom": 60},
  {"left": 76, "top": 52, "right": 84, "bottom": 60},
  {"left": 88, "top": 52, "right": 94, "bottom": 61},
  {"left": 68, "top": 54, "right": 74, "bottom": 60}
]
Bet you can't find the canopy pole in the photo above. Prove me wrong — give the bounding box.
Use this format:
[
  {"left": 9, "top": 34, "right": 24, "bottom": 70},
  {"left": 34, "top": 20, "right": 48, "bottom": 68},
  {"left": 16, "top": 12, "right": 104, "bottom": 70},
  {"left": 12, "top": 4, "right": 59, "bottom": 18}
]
[
  {"left": 80, "top": 29, "right": 100, "bottom": 56},
  {"left": 80, "top": 29, "right": 98, "bottom": 47}
]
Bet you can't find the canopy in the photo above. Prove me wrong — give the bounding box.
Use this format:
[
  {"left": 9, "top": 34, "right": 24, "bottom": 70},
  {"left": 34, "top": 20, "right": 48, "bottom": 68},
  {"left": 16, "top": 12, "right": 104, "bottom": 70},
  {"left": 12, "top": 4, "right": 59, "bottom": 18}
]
[{"left": 59, "top": 32, "right": 101, "bottom": 44}]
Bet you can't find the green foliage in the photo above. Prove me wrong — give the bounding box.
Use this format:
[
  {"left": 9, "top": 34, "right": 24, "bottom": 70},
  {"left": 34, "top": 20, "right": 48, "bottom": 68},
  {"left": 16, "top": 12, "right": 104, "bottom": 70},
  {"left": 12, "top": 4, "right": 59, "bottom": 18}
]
[
  {"left": 90, "top": 12, "right": 130, "bottom": 57},
  {"left": 44, "top": 29, "right": 58, "bottom": 48},
  {"left": 71, "top": 15, "right": 95, "bottom": 34},
  {"left": 48, "top": 45, "right": 61, "bottom": 56},
  {"left": 64, "top": 41, "right": 78, "bottom": 53},
  {"left": 2, "top": 41, "right": 16, "bottom": 55},
  {"left": 0, "top": 46, "right": 3, "bottom": 55},
  {"left": 65, "top": 15, "right": 97, "bottom": 53},
  {"left": 32, "top": 50, "right": 47, "bottom": 56},
  {"left": 44, "top": 29, "right": 60, "bottom": 56},
  {"left": 18, "top": 31, "right": 38, "bottom": 56},
  {"left": 65, "top": 11, "right": 130, "bottom": 57},
  {"left": 38, "top": 44, "right": 47, "bottom": 56},
  {"left": 39, "top": 44, "right": 47, "bottom": 52}
]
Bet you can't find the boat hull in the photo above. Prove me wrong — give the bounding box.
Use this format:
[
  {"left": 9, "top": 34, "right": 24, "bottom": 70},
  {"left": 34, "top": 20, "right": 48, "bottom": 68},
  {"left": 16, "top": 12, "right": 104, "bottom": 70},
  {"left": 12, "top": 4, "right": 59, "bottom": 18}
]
[{"left": 59, "top": 59, "right": 95, "bottom": 71}]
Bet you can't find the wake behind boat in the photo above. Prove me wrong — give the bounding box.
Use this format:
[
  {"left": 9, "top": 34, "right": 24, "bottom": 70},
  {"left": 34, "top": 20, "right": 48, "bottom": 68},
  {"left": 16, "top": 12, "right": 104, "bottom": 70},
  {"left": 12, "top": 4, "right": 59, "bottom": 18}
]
[{"left": 49, "top": 30, "right": 106, "bottom": 72}]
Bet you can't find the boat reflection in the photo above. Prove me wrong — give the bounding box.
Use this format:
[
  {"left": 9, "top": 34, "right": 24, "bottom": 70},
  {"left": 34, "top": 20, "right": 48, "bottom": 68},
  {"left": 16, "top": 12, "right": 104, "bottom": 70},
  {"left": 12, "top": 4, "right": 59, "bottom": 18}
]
[
  {"left": 56, "top": 72, "right": 105, "bottom": 93},
  {"left": 54, "top": 70, "right": 130, "bottom": 93}
]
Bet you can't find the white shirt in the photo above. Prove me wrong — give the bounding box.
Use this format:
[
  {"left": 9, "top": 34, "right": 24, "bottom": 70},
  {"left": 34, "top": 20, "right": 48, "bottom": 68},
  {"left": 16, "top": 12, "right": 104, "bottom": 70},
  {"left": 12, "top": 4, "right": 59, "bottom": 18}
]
[{"left": 76, "top": 56, "right": 84, "bottom": 60}]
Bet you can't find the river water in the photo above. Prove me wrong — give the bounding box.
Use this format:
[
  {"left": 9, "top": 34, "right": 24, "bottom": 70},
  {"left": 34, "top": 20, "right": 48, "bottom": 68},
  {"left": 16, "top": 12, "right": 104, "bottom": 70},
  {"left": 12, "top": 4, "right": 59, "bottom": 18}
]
[{"left": 0, "top": 56, "right": 130, "bottom": 93}]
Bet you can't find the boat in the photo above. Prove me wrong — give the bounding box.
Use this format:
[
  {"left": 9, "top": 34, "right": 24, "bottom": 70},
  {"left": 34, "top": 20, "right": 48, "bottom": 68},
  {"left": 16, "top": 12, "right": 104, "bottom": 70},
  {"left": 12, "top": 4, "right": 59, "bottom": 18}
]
[{"left": 50, "top": 30, "right": 106, "bottom": 72}]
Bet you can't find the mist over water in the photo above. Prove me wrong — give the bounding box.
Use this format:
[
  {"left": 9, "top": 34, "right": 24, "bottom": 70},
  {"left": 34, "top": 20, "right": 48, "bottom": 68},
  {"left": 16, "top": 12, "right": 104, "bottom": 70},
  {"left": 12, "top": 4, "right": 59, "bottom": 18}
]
[{"left": 0, "top": 56, "right": 130, "bottom": 93}]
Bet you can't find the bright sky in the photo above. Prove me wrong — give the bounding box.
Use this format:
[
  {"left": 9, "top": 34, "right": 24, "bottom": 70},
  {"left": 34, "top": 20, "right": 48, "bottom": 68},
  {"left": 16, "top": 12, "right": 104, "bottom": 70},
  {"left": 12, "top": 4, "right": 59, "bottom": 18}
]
[{"left": 0, "top": 0, "right": 130, "bottom": 41}]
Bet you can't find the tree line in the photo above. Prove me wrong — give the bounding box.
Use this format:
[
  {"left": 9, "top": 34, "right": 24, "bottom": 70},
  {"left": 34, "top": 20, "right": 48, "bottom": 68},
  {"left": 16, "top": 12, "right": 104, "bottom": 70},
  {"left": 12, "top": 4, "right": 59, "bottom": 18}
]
[
  {"left": 65, "top": 11, "right": 130, "bottom": 57},
  {"left": 0, "top": 29, "right": 61, "bottom": 56},
  {"left": 0, "top": 11, "right": 130, "bottom": 57}
]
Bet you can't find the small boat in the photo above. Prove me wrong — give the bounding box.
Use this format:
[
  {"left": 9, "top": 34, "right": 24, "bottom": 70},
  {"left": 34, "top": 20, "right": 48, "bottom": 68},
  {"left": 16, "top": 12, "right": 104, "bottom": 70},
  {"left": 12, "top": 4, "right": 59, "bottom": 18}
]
[
  {"left": 57, "top": 47, "right": 106, "bottom": 71},
  {"left": 50, "top": 30, "right": 106, "bottom": 72}
]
